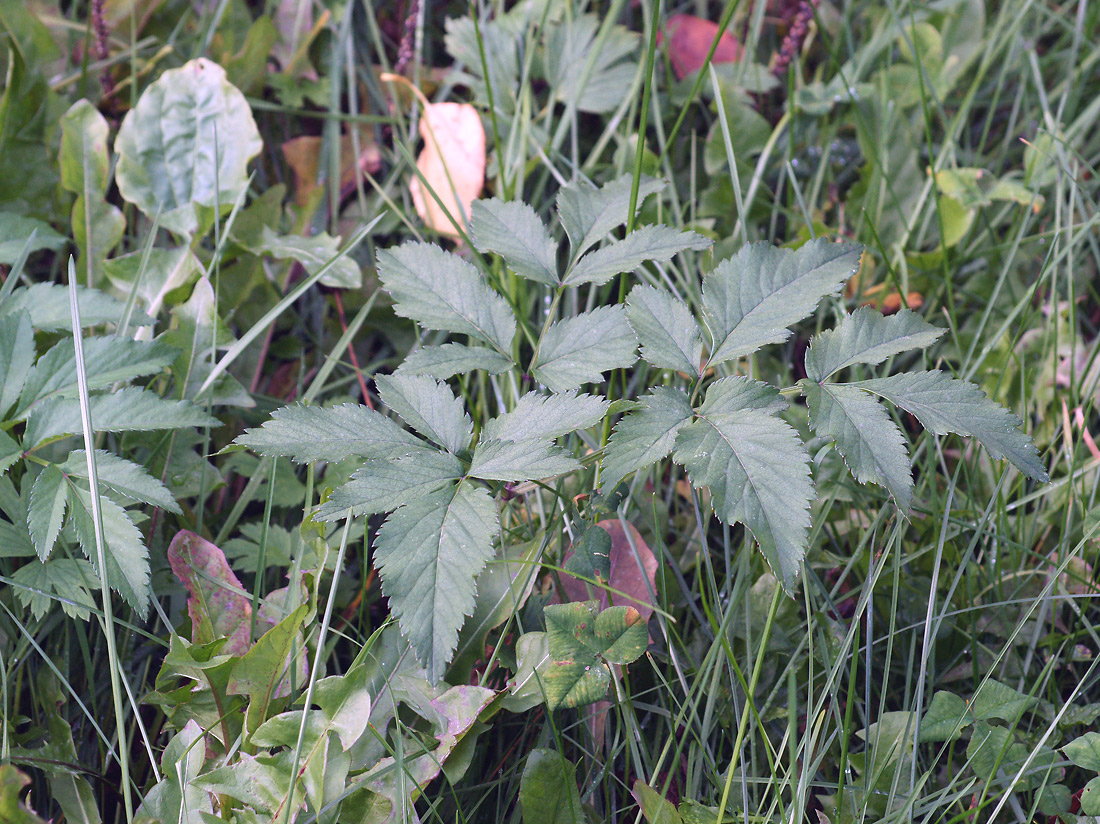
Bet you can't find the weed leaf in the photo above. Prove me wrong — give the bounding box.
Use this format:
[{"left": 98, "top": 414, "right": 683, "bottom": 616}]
[
  {"left": 556, "top": 176, "right": 664, "bottom": 259},
  {"left": 399, "top": 343, "right": 514, "bottom": 380},
  {"left": 804, "top": 307, "right": 944, "bottom": 381},
  {"left": 602, "top": 386, "right": 694, "bottom": 490},
  {"left": 626, "top": 285, "right": 703, "bottom": 375},
  {"left": 256, "top": 227, "right": 361, "bottom": 288},
  {"left": 376, "top": 374, "right": 473, "bottom": 455},
  {"left": 564, "top": 225, "right": 710, "bottom": 286},
  {"left": 703, "top": 239, "right": 861, "bottom": 365},
  {"left": 66, "top": 486, "right": 151, "bottom": 616},
  {"left": 0, "top": 283, "right": 144, "bottom": 332},
  {"left": 377, "top": 241, "right": 516, "bottom": 353},
  {"left": 532, "top": 306, "right": 637, "bottom": 392},
  {"left": 233, "top": 402, "right": 426, "bottom": 463},
  {"left": 375, "top": 482, "right": 498, "bottom": 683},
  {"left": 854, "top": 371, "right": 1048, "bottom": 481},
  {"left": 167, "top": 530, "right": 252, "bottom": 657},
  {"left": 60, "top": 450, "right": 179, "bottom": 512},
  {"left": 471, "top": 198, "right": 559, "bottom": 285},
  {"left": 315, "top": 452, "right": 464, "bottom": 519},
  {"left": 29, "top": 463, "right": 68, "bottom": 560},
  {"left": 803, "top": 381, "right": 914, "bottom": 510},
  {"left": 520, "top": 749, "right": 585, "bottom": 824},
  {"left": 483, "top": 391, "right": 609, "bottom": 442},
  {"left": 0, "top": 310, "right": 34, "bottom": 417},
  {"left": 674, "top": 401, "right": 812, "bottom": 592},
  {"left": 468, "top": 438, "right": 580, "bottom": 481}
]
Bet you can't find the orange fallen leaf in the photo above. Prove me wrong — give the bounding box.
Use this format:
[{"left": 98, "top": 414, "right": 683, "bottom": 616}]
[
  {"left": 659, "top": 14, "right": 743, "bottom": 80},
  {"left": 282, "top": 129, "right": 382, "bottom": 208},
  {"left": 409, "top": 101, "right": 486, "bottom": 238}
]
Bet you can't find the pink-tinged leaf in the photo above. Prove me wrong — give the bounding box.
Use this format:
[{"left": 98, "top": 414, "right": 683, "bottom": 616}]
[
  {"left": 658, "top": 14, "right": 743, "bottom": 80},
  {"left": 410, "top": 102, "right": 486, "bottom": 238},
  {"left": 556, "top": 520, "right": 659, "bottom": 622},
  {"left": 167, "top": 530, "right": 252, "bottom": 657}
]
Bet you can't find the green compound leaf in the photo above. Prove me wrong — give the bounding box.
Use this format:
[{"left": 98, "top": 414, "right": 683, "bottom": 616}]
[
  {"left": 626, "top": 284, "right": 703, "bottom": 376},
  {"left": 315, "top": 452, "right": 464, "bottom": 520},
  {"left": 16, "top": 337, "right": 178, "bottom": 420},
  {"left": 233, "top": 402, "right": 427, "bottom": 463},
  {"left": 802, "top": 380, "right": 913, "bottom": 510},
  {"left": 471, "top": 198, "right": 559, "bottom": 286},
  {"left": 11, "top": 558, "right": 98, "bottom": 622},
  {"left": 544, "top": 15, "right": 639, "bottom": 115},
  {"left": 23, "top": 387, "right": 219, "bottom": 449},
  {"left": 375, "top": 482, "right": 499, "bottom": 683},
  {"left": 602, "top": 386, "right": 694, "bottom": 491},
  {"left": 59, "top": 450, "right": 179, "bottom": 512},
  {"left": 115, "top": 58, "right": 262, "bottom": 237},
  {"left": 531, "top": 305, "right": 637, "bottom": 392},
  {"left": 0, "top": 431, "right": 20, "bottom": 477},
  {"left": 853, "top": 370, "right": 1049, "bottom": 482},
  {"left": 556, "top": 175, "right": 664, "bottom": 259},
  {"left": 399, "top": 343, "right": 514, "bottom": 380},
  {"left": 703, "top": 239, "right": 862, "bottom": 366},
  {"left": 468, "top": 438, "right": 580, "bottom": 482},
  {"left": 543, "top": 600, "right": 648, "bottom": 710},
  {"left": 483, "top": 390, "right": 609, "bottom": 442},
  {"left": 66, "top": 486, "right": 152, "bottom": 617},
  {"left": 376, "top": 374, "right": 473, "bottom": 456},
  {"left": 29, "top": 463, "right": 69, "bottom": 561},
  {"left": 673, "top": 384, "right": 812, "bottom": 592},
  {"left": 377, "top": 241, "right": 516, "bottom": 354},
  {"left": 564, "top": 225, "right": 711, "bottom": 287},
  {"left": 804, "top": 307, "right": 944, "bottom": 382}
]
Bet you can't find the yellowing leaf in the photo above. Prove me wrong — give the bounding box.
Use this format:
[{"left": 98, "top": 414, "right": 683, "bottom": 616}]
[{"left": 409, "top": 102, "right": 485, "bottom": 238}]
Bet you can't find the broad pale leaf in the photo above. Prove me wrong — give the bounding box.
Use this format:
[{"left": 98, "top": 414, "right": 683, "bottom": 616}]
[
  {"left": 853, "top": 371, "right": 1048, "bottom": 481},
  {"left": 104, "top": 247, "right": 202, "bottom": 318},
  {"left": 60, "top": 450, "right": 179, "bottom": 512},
  {"left": 564, "top": 226, "right": 710, "bottom": 287},
  {"left": 115, "top": 59, "right": 263, "bottom": 236},
  {"left": 1064, "top": 732, "right": 1100, "bottom": 772},
  {"left": 0, "top": 283, "right": 148, "bottom": 332},
  {"left": 804, "top": 307, "right": 944, "bottom": 381},
  {"left": 60, "top": 100, "right": 123, "bottom": 276},
  {"left": 471, "top": 198, "right": 559, "bottom": 285},
  {"left": 468, "top": 439, "right": 581, "bottom": 481},
  {"left": 29, "top": 464, "right": 67, "bottom": 561},
  {"left": 256, "top": 227, "right": 361, "bottom": 289},
  {"left": 67, "top": 486, "right": 152, "bottom": 616},
  {"left": 802, "top": 380, "right": 913, "bottom": 510},
  {"left": 314, "top": 452, "right": 464, "bottom": 520},
  {"left": 376, "top": 374, "right": 473, "bottom": 455},
  {"left": 167, "top": 530, "right": 253, "bottom": 657},
  {"left": 520, "top": 749, "right": 585, "bottom": 824},
  {"left": 602, "top": 386, "right": 694, "bottom": 490},
  {"left": 673, "top": 408, "right": 813, "bottom": 591},
  {"left": 625, "top": 284, "right": 703, "bottom": 375},
  {"left": 23, "top": 388, "right": 219, "bottom": 448},
  {"left": 703, "top": 239, "right": 862, "bottom": 365},
  {"left": 375, "top": 482, "right": 499, "bottom": 682},
  {"left": 0, "top": 310, "right": 34, "bottom": 418},
  {"left": 532, "top": 305, "right": 637, "bottom": 392},
  {"left": 134, "top": 721, "right": 212, "bottom": 822},
  {"left": 556, "top": 176, "right": 664, "bottom": 258},
  {"left": 378, "top": 241, "right": 515, "bottom": 353},
  {"left": 0, "top": 214, "right": 66, "bottom": 264},
  {"left": 483, "top": 391, "right": 609, "bottom": 441},
  {"left": 16, "top": 337, "right": 177, "bottom": 419},
  {"left": 234, "top": 402, "right": 426, "bottom": 463},
  {"left": 400, "top": 343, "right": 513, "bottom": 380}
]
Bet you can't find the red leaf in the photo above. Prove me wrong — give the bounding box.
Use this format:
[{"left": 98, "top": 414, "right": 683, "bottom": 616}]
[
  {"left": 659, "top": 14, "right": 743, "bottom": 80},
  {"left": 167, "top": 530, "right": 252, "bottom": 657},
  {"left": 556, "top": 520, "right": 659, "bottom": 622}
]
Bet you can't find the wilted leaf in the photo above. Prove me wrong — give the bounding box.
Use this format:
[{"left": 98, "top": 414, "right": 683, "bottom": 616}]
[
  {"left": 410, "top": 102, "right": 485, "bottom": 237},
  {"left": 281, "top": 129, "right": 382, "bottom": 207},
  {"left": 167, "top": 530, "right": 252, "bottom": 657},
  {"left": 556, "top": 519, "right": 659, "bottom": 621}
]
